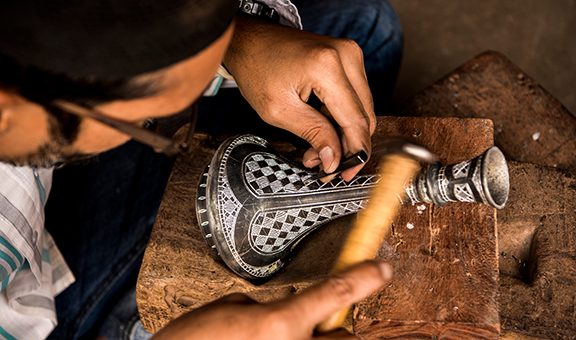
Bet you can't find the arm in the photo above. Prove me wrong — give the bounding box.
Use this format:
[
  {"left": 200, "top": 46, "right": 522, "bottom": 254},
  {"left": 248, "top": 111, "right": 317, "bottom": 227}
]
[
  {"left": 223, "top": 15, "right": 376, "bottom": 181},
  {"left": 153, "top": 261, "right": 391, "bottom": 339}
]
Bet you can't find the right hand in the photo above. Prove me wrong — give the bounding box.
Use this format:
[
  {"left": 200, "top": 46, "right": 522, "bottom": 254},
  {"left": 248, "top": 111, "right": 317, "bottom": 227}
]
[
  {"left": 224, "top": 16, "right": 376, "bottom": 181},
  {"left": 153, "top": 261, "right": 392, "bottom": 340}
]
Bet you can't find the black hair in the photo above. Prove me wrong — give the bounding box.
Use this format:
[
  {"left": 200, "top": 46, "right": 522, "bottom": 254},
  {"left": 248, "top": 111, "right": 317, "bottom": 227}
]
[
  {"left": 0, "top": 0, "right": 237, "bottom": 78},
  {"left": 0, "top": 53, "right": 158, "bottom": 143},
  {"left": 0, "top": 53, "right": 157, "bottom": 105},
  {"left": 0, "top": 0, "right": 236, "bottom": 166}
]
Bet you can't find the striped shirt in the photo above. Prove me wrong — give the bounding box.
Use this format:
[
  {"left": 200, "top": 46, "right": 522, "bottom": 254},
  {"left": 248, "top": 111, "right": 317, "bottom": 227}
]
[{"left": 0, "top": 164, "right": 74, "bottom": 340}]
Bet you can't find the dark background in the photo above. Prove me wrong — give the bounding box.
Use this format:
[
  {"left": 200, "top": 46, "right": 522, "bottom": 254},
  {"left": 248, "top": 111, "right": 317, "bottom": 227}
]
[{"left": 389, "top": 0, "right": 576, "bottom": 116}]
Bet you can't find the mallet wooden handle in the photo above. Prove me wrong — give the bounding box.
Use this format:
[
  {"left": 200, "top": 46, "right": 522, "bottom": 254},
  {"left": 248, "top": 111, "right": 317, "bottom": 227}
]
[{"left": 316, "top": 154, "right": 421, "bottom": 333}]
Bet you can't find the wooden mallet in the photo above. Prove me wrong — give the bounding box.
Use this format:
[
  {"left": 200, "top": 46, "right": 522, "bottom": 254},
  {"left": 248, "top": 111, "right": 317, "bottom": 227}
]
[{"left": 317, "top": 139, "right": 436, "bottom": 333}]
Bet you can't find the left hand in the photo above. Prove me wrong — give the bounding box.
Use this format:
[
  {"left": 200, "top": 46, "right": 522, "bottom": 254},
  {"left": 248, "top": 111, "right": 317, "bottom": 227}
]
[
  {"left": 152, "top": 261, "right": 392, "bottom": 339},
  {"left": 224, "top": 16, "right": 376, "bottom": 181}
]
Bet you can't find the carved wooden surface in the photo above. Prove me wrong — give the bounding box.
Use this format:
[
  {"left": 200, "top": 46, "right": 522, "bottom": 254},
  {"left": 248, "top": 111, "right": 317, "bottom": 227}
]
[
  {"left": 400, "top": 50, "right": 576, "bottom": 339},
  {"left": 401, "top": 51, "right": 576, "bottom": 170},
  {"left": 136, "top": 116, "right": 499, "bottom": 339}
]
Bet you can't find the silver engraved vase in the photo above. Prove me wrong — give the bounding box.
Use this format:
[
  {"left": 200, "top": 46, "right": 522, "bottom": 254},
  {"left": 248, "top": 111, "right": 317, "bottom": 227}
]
[
  {"left": 405, "top": 146, "right": 509, "bottom": 209},
  {"left": 196, "top": 134, "right": 509, "bottom": 281}
]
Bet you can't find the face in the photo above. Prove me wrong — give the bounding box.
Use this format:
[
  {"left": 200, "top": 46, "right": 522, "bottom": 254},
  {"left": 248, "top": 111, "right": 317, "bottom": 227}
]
[{"left": 0, "top": 23, "right": 234, "bottom": 167}]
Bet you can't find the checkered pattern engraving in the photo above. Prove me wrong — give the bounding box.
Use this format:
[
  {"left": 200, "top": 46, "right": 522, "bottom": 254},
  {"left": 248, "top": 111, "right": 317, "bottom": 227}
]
[
  {"left": 244, "top": 153, "right": 317, "bottom": 194},
  {"left": 250, "top": 201, "right": 367, "bottom": 254},
  {"left": 244, "top": 153, "right": 381, "bottom": 197},
  {"left": 216, "top": 136, "right": 285, "bottom": 278},
  {"left": 207, "top": 134, "right": 383, "bottom": 279}
]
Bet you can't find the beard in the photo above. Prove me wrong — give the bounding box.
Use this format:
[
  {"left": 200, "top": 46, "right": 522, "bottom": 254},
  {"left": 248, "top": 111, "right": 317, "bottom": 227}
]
[
  {"left": 2, "top": 142, "right": 96, "bottom": 168},
  {"left": 0, "top": 109, "right": 95, "bottom": 168}
]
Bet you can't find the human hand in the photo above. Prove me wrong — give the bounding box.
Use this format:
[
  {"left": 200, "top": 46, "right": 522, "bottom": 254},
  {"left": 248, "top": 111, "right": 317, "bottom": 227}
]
[
  {"left": 152, "top": 261, "right": 392, "bottom": 340},
  {"left": 224, "top": 16, "right": 376, "bottom": 181}
]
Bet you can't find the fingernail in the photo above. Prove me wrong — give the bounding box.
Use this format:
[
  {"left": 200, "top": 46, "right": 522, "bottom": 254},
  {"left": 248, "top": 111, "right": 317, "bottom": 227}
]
[
  {"left": 319, "top": 146, "right": 336, "bottom": 173},
  {"left": 303, "top": 157, "right": 321, "bottom": 168},
  {"left": 377, "top": 261, "right": 393, "bottom": 281}
]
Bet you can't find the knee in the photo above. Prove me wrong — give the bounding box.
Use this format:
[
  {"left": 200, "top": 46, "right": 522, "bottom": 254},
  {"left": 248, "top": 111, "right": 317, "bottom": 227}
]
[
  {"left": 352, "top": 0, "right": 403, "bottom": 52},
  {"left": 295, "top": 0, "right": 403, "bottom": 74},
  {"left": 342, "top": 0, "right": 403, "bottom": 74},
  {"left": 316, "top": 0, "right": 403, "bottom": 61}
]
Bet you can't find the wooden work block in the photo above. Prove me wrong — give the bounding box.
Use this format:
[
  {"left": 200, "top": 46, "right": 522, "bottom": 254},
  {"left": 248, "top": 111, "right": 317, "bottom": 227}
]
[
  {"left": 136, "top": 116, "right": 499, "bottom": 338},
  {"left": 400, "top": 50, "right": 576, "bottom": 338},
  {"left": 401, "top": 51, "right": 576, "bottom": 170}
]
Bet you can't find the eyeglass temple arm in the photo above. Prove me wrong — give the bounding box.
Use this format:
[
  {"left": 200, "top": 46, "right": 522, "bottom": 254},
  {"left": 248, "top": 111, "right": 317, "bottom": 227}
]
[{"left": 53, "top": 100, "right": 182, "bottom": 156}]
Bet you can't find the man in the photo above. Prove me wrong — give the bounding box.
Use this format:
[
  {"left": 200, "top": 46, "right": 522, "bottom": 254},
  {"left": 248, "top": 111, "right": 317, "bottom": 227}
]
[{"left": 0, "top": 0, "right": 402, "bottom": 338}]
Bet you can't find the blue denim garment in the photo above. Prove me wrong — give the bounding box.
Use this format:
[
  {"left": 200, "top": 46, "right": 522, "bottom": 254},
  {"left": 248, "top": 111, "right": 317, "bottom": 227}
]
[{"left": 45, "top": 141, "right": 174, "bottom": 339}]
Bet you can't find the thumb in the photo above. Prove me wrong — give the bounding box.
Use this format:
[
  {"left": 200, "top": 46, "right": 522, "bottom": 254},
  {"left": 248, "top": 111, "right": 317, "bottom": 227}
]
[
  {"left": 262, "top": 101, "right": 342, "bottom": 174},
  {"left": 281, "top": 261, "right": 392, "bottom": 330}
]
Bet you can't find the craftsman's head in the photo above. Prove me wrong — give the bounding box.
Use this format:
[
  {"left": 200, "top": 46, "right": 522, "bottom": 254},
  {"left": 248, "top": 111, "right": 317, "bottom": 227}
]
[{"left": 0, "top": 0, "right": 237, "bottom": 167}]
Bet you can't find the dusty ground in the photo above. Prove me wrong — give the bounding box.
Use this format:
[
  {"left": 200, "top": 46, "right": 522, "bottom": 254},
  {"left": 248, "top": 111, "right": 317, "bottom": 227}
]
[{"left": 498, "top": 164, "right": 576, "bottom": 339}]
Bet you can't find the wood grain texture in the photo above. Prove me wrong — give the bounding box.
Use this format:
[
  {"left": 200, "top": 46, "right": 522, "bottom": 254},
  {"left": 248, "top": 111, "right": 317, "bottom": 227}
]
[
  {"left": 354, "top": 118, "right": 499, "bottom": 339},
  {"left": 317, "top": 155, "right": 421, "bottom": 333},
  {"left": 399, "top": 50, "right": 576, "bottom": 339},
  {"left": 136, "top": 116, "right": 498, "bottom": 339},
  {"left": 401, "top": 51, "right": 576, "bottom": 170}
]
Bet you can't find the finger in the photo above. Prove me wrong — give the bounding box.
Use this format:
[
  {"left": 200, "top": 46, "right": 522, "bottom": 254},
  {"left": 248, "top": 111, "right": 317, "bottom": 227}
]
[
  {"left": 304, "top": 144, "right": 362, "bottom": 183},
  {"left": 314, "top": 79, "right": 370, "bottom": 155},
  {"left": 318, "top": 105, "right": 365, "bottom": 181},
  {"left": 281, "top": 261, "right": 392, "bottom": 329},
  {"left": 320, "top": 105, "right": 370, "bottom": 183},
  {"left": 310, "top": 57, "right": 371, "bottom": 169},
  {"left": 264, "top": 100, "right": 342, "bottom": 173},
  {"left": 318, "top": 103, "right": 369, "bottom": 180},
  {"left": 303, "top": 148, "right": 340, "bottom": 183},
  {"left": 318, "top": 173, "right": 338, "bottom": 183},
  {"left": 340, "top": 163, "right": 364, "bottom": 182},
  {"left": 335, "top": 39, "right": 376, "bottom": 135},
  {"left": 303, "top": 147, "right": 321, "bottom": 168}
]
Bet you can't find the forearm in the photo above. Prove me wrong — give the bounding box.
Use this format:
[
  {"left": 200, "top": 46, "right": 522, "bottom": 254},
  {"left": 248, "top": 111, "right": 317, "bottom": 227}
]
[
  {"left": 225, "top": 0, "right": 302, "bottom": 74},
  {"left": 223, "top": 15, "right": 299, "bottom": 83}
]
